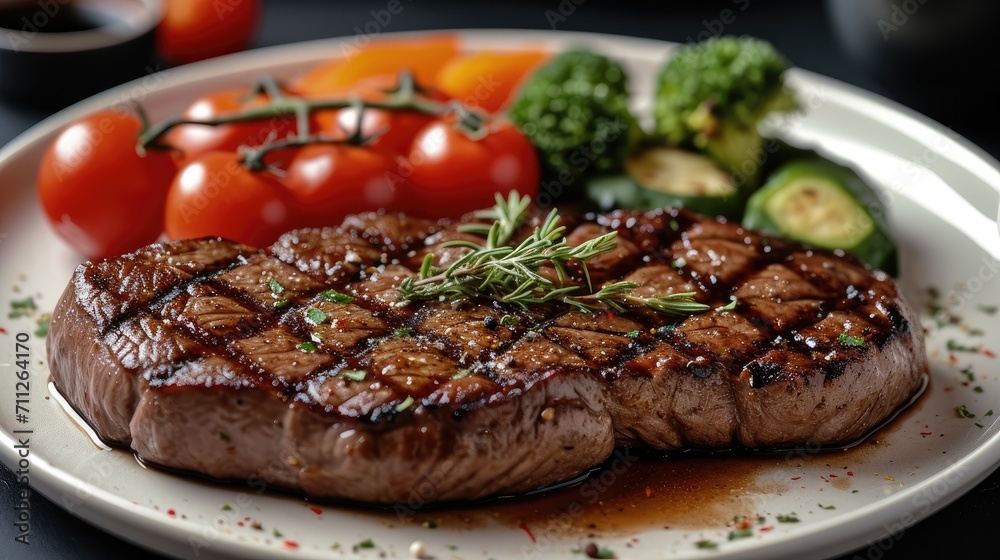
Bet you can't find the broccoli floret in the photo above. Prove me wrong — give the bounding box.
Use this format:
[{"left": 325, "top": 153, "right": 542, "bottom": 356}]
[
  {"left": 654, "top": 35, "right": 798, "bottom": 188},
  {"left": 508, "top": 49, "right": 638, "bottom": 188}
]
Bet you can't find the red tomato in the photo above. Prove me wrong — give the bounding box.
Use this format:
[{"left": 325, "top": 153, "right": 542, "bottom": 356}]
[
  {"left": 164, "top": 151, "right": 298, "bottom": 247},
  {"left": 284, "top": 144, "right": 399, "bottom": 225},
  {"left": 157, "top": 0, "right": 262, "bottom": 65},
  {"left": 38, "top": 110, "right": 176, "bottom": 259},
  {"left": 404, "top": 120, "right": 540, "bottom": 219},
  {"left": 164, "top": 88, "right": 299, "bottom": 165}
]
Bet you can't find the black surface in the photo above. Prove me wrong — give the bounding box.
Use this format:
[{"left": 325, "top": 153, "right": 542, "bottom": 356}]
[{"left": 2, "top": 1, "right": 998, "bottom": 559}]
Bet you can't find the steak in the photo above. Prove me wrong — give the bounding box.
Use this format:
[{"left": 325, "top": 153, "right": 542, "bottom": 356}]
[{"left": 46, "top": 207, "right": 927, "bottom": 504}]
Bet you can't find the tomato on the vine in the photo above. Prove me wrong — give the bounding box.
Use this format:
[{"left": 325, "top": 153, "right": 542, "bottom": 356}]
[
  {"left": 37, "top": 110, "right": 176, "bottom": 259},
  {"left": 403, "top": 120, "right": 540, "bottom": 219},
  {"left": 284, "top": 144, "right": 400, "bottom": 225},
  {"left": 164, "top": 88, "right": 299, "bottom": 165},
  {"left": 164, "top": 151, "right": 298, "bottom": 248},
  {"left": 311, "top": 74, "right": 452, "bottom": 157},
  {"left": 157, "top": 0, "right": 262, "bottom": 65}
]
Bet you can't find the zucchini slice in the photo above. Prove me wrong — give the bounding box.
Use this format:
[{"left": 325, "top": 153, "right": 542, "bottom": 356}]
[
  {"left": 585, "top": 147, "right": 744, "bottom": 219},
  {"left": 743, "top": 158, "right": 898, "bottom": 274}
]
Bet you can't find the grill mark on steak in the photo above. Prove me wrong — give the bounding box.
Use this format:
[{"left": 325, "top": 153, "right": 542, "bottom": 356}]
[{"left": 47, "top": 208, "right": 927, "bottom": 502}]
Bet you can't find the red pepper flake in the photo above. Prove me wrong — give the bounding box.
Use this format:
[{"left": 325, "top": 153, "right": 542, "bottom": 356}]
[
  {"left": 829, "top": 474, "right": 838, "bottom": 478},
  {"left": 631, "top": 537, "right": 639, "bottom": 543},
  {"left": 920, "top": 432, "right": 932, "bottom": 438},
  {"left": 645, "top": 486, "right": 653, "bottom": 497},
  {"left": 309, "top": 507, "right": 323, "bottom": 515},
  {"left": 982, "top": 349, "right": 996, "bottom": 358},
  {"left": 847, "top": 471, "right": 854, "bottom": 476},
  {"left": 283, "top": 540, "right": 299, "bottom": 549},
  {"left": 518, "top": 522, "right": 537, "bottom": 543},
  {"left": 760, "top": 526, "right": 774, "bottom": 532},
  {"left": 237, "top": 521, "right": 244, "bottom": 527},
  {"left": 0, "top": 327, "right": 7, "bottom": 335},
  {"left": 791, "top": 477, "right": 801, "bottom": 481},
  {"left": 166, "top": 509, "right": 176, "bottom": 517}
]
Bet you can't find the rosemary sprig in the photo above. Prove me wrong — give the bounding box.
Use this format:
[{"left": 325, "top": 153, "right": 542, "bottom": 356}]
[{"left": 398, "top": 193, "right": 713, "bottom": 317}]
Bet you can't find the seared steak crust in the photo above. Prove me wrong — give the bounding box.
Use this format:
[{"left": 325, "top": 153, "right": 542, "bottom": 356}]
[{"left": 47, "top": 208, "right": 926, "bottom": 503}]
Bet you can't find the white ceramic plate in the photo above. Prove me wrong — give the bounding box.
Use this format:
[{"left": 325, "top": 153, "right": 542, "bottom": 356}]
[{"left": 2, "top": 30, "right": 1000, "bottom": 560}]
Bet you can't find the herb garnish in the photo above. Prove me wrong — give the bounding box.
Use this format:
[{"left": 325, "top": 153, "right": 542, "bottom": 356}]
[
  {"left": 716, "top": 297, "right": 738, "bottom": 312},
  {"left": 500, "top": 314, "right": 518, "bottom": 327},
  {"left": 728, "top": 528, "right": 753, "bottom": 540},
  {"left": 273, "top": 300, "right": 289, "bottom": 309},
  {"left": 392, "top": 327, "right": 413, "bottom": 338},
  {"left": 978, "top": 304, "right": 998, "bottom": 315},
  {"left": 341, "top": 369, "right": 367, "bottom": 382},
  {"left": 956, "top": 405, "right": 976, "bottom": 418},
  {"left": 395, "top": 395, "right": 415, "bottom": 412},
  {"left": 320, "top": 290, "right": 354, "bottom": 304},
  {"left": 267, "top": 278, "right": 285, "bottom": 295},
  {"left": 837, "top": 334, "right": 865, "bottom": 347},
  {"left": 695, "top": 540, "right": 718, "bottom": 549},
  {"left": 399, "top": 193, "right": 712, "bottom": 317},
  {"left": 946, "top": 339, "right": 977, "bottom": 353},
  {"left": 353, "top": 538, "right": 375, "bottom": 552},
  {"left": 625, "top": 330, "right": 641, "bottom": 339},
  {"left": 305, "top": 307, "right": 328, "bottom": 326},
  {"left": 34, "top": 313, "right": 51, "bottom": 338},
  {"left": 452, "top": 368, "right": 472, "bottom": 379},
  {"left": 776, "top": 513, "right": 799, "bottom": 523},
  {"left": 422, "top": 520, "right": 438, "bottom": 529},
  {"left": 299, "top": 341, "right": 317, "bottom": 353},
  {"left": 9, "top": 297, "right": 37, "bottom": 319},
  {"left": 818, "top": 503, "right": 836, "bottom": 510}
]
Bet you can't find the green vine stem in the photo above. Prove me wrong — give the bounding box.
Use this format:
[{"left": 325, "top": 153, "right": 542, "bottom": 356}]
[{"left": 136, "top": 70, "right": 490, "bottom": 157}]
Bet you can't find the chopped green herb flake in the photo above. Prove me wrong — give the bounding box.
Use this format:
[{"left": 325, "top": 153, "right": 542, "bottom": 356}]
[
  {"left": 9, "top": 297, "right": 37, "bottom": 319},
  {"left": 974, "top": 386, "right": 984, "bottom": 393},
  {"left": 35, "top": 313, "right": 51, "bottom": 338},
  {"left": 299, "top": 341, "right": 317, "bottom": 353},
  {"left": 776, "top": 514, "right": 800, "bottom": 523},
  {"left": 728, "top": 528, "right": 753, "bottom": 540},
  {"left": 595, "top": 548, "right": 616, "bottom": 559},
  {"left": 500, "top": 314, "right": 518, "bottom": 327},
  {"left": 353, "top": 538, "right": 375, "bottom": 552},
  {"left": 669, "top": 219, "right": 680, "bottom": 231},
  {"left": 656, "top": 324, "right": 677, "bottom": 334},
  {"left": 221, "top": 504, "right": 232, "bottom": 511},
  {"left": 306, "top": 307, "right": 328, "bottom": 326},
  {"left": 975, "top": 422, "right": 985, "bottom": 428},
  {"left": 320, "top": 290, "right": 353, "bottom": 304},
  {"left": 625, "top": 329, "right": 640, "bottom": 339},
  {"left": 395, "top": 395, "right": 415, "bottom": 412},
  {"left": 273, "top": 300, "right": 289, "bottom": 309},
  {"left": 838, "top": 333, "right": 865, "bottom": 347},
  {"left": 969, "top": 328, "right": 984, "bottom": 337},
  {"left": 962, "top": 366, "right": 975, "bottom": 382},
  {"left": 452, "top": 368, "right": 472, "bottom": 380},
  {"left": 986, "top": 409, "right": 994, "bottom": 417},
  {"left": 695, "top": 540, "right": 718, "bottom": 549},
  {"left": 818, "top": 503, "right": 836, "bottom": 510},
  {"left": 757, "top": 516, "right": 766, "bottom": 525},
  {"left": 273, "top": 528, "right": 283, "bottom": 538},
  {"left": 392, "top": 327, "right": 413, "bottom": 338},
  {"left": 341, "top": 369, "right": 367, "bottom": 382},
  {"left": 852, "top": 489, "right": 859, "bottom": 493},
  {"left": 267, "top": 278, "right": 284, "bottom": 294},
  {"left": 446, "top": 545, "right": 458, "bottom": 551},
  {"left": 219, "top": 432, "right": 231, "bottom": 443},
  {"left": 422, "top": 520, "right": 438, "bottom": 529},
  {"left": 956, "top": 405, "right": 976, "bottom": 418},
  {"left": 978, "top": 304, "right": 998, "bottom": 315},
  {"left": 946, "top": 339, "right": 977, "bottom": 353},
  {"left": 716, "top": 297, "right": 738, "bottom": 312}
]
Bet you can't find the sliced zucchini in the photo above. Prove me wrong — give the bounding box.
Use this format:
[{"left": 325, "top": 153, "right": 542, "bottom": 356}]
[
  {"left": 743, "top": 158, "right": 898, "bottom": 274},
  {"left": 584, "top": 146, "right": 745, "bottom": 219}
]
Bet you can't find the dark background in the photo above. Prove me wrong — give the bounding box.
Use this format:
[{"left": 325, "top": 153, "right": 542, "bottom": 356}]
[{"left": 2, "top": 1, "right": 998, "bottom": 558}]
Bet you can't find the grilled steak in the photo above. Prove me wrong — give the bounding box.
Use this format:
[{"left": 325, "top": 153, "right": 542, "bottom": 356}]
[{"left": 47, "top": 208, "right": 927, "bottom": 503}]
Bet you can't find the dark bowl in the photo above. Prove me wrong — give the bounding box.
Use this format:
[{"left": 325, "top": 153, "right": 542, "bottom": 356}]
[{"left": 0, "top": 0, "right": 162, "bottom": 108}]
